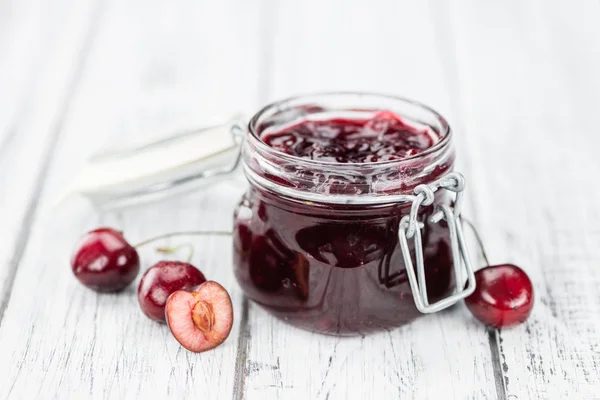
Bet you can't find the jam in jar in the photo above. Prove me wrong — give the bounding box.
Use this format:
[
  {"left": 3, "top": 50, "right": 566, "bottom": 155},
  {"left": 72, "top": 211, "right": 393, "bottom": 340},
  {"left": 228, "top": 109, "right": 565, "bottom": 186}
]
[{"left": 233, "top": 93, "right": 460, "bottom": 336}]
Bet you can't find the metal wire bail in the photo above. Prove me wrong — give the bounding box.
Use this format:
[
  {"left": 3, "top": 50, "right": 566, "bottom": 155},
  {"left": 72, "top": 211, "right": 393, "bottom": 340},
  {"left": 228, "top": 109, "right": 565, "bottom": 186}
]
[{"left": 398, "top": 172, "right": 476, "bottom": 314}]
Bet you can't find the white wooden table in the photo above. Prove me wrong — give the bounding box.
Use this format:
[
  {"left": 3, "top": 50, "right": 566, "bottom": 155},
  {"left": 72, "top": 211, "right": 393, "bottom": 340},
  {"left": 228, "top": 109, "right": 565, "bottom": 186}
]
[{"left": 1, "top": 1, "right": 599, "bottom": 398}]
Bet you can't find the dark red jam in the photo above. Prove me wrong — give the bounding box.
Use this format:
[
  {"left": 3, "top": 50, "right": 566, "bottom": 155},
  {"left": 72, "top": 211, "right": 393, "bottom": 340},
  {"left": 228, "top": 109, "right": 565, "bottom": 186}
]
[
  {"left": 263, "top": 111, "right": 440, "bottom": 163},
  {"left": 234, "top": 109, "right": 455, "bottom": 336}
]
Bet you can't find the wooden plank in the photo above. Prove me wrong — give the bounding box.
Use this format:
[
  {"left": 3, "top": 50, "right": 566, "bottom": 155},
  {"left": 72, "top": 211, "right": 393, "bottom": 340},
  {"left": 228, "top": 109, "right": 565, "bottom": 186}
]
[
  {"left": 0, "top": 0, "right": 261, "bottom": 397},
  {"left": 1, "top": 0, "right": 597, "bottom": 398},
  {"left": 0, "top": 0, "right": 101, "bottom": 320},
  {"left": 442, "top": 0, "right": 600, "bottom": 397},
  {"left": 240, "top": 1, "right": 499, "bottom": 399}
]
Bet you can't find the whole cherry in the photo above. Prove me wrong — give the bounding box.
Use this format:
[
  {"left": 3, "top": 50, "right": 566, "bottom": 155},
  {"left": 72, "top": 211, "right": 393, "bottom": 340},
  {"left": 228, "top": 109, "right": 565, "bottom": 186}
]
[
  {"left": 462, "top": 220, "right": 534, "bottom": 328},
  {"left": 138, "top": 261, "right": 206, "bottom": 322},
  {"left": 465, "top": 264, "right": 534, "bottom": 328},
  {"left": 71, "top": 227, "right": 140, "bottom": 292},
  {"left": 166, "top": 281, "right": 234, "bottom": 352}
]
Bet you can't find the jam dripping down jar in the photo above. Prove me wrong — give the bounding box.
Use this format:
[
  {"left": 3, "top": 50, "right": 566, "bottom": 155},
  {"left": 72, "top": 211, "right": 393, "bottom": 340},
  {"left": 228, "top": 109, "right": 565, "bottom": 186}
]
[{"left": 233, "top": 93, "right": 475, "bottom": 336}]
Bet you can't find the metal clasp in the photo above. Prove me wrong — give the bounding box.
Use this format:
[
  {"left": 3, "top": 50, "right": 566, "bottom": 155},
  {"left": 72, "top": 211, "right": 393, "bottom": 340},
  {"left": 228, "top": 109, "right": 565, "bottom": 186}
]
[{"left": 398, "top": 172, "right": 476, "bottom": 313}]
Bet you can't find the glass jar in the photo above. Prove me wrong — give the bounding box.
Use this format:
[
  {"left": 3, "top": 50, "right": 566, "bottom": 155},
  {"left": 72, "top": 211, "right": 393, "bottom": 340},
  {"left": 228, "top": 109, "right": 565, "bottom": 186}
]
[{"left": 233, "top": 93, "right": 474, "bottom": 336}]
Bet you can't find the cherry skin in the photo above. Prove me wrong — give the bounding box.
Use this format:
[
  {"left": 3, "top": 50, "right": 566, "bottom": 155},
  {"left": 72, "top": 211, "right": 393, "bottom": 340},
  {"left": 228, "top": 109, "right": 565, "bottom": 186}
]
[
  {"left": 138, "top": 261, "right": 207, "bottom": 322},
  {"left": 71, "top": 227, "right": 140, "bottom": 292},
  {"left": 166, "top": 281, "right": 234, "bottom": 353},
  {"left": 465, "top": 264, "right": 534, "bottom": 328}
]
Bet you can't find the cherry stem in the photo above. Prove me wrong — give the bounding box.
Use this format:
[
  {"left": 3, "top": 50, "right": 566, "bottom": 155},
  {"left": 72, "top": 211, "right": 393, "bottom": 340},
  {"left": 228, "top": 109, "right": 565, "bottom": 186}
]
[
  {"left": 462, "top": 218, "right": 491, "bottom": 266},
  {"left": 133, "top": 231, "right": 230, "bottom": 248},
  {"left": 156, "top": 244, "right": 195, "bottom": 263}
]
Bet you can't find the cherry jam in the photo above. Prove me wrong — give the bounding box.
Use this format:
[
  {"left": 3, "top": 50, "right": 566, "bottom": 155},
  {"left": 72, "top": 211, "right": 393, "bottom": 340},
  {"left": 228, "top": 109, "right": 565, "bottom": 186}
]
[
  {"left": 263, "top": 111, "right": 439, "bottom": 163},
  {"left": 234, "top": 94, "right": 456, "bottom": 335}
]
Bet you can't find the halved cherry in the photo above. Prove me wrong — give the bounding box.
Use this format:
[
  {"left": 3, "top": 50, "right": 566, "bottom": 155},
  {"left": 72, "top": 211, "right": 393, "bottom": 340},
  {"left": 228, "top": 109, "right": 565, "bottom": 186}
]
[{"left": 165, "top": 281, "right": 234, "bottom": 352}]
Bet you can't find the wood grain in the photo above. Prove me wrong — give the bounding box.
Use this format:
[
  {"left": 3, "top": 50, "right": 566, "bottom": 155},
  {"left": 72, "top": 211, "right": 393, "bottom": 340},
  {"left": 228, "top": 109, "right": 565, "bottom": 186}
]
[
  {"left": 0, "top": 0, "right": 258, "bottom": 397},
  {"left": 442, "top": 0, "right": 600, "bottom": 398},
  {"left": 0, "top": 0, "right": 101, "bottom": 322},
  {"left": 1, "top": 0, "right": 599, "bottom": 399}
]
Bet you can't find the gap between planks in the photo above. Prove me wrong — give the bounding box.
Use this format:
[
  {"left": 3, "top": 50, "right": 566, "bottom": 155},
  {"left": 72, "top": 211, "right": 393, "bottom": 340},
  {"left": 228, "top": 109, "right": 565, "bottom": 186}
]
[
  {"left": 0, "top": 0, "right": 105, "bottom": 327},
  {"left": 233, "top": 297, "right": 250, "bottom": 400},
  {"left": 427, "top": 1, "right": 508, "bottom": 398},
  {"left": 231, "top": 1, "right": 276, "bottom": 399}
]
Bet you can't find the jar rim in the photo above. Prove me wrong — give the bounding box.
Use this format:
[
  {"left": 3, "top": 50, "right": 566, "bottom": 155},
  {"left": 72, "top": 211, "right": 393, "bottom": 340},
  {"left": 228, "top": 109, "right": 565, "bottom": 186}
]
[
  {"left": 247, "top": 91, "right": 453, "bottom": 167},
  {"left": 242, "top": 92, "right": 456, "bottom": 204}
]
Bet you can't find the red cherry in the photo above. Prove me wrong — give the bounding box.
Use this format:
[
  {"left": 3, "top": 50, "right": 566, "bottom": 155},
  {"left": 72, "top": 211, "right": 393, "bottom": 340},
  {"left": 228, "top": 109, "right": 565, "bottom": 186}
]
[
  {"left": 138, "top": 261, "right": 206, "bottom": 322},
  {"left": 71, "top": 227, "right": 140, "bottom": 292},
  {"left": 465, "top": 264, "right": 534, "bottom": 328},
  {"left": 166, "top": 281, "right": 234, "bottom": 352}
]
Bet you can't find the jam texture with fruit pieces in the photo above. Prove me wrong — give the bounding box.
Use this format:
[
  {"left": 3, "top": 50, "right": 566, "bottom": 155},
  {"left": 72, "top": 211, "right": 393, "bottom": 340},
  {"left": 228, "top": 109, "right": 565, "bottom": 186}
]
[
  {"left": 234, "top": 111, "right": 454, "bottom": 335},
  {"left": 262, "top": 111, "right": 440, "bottom": 163}
]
